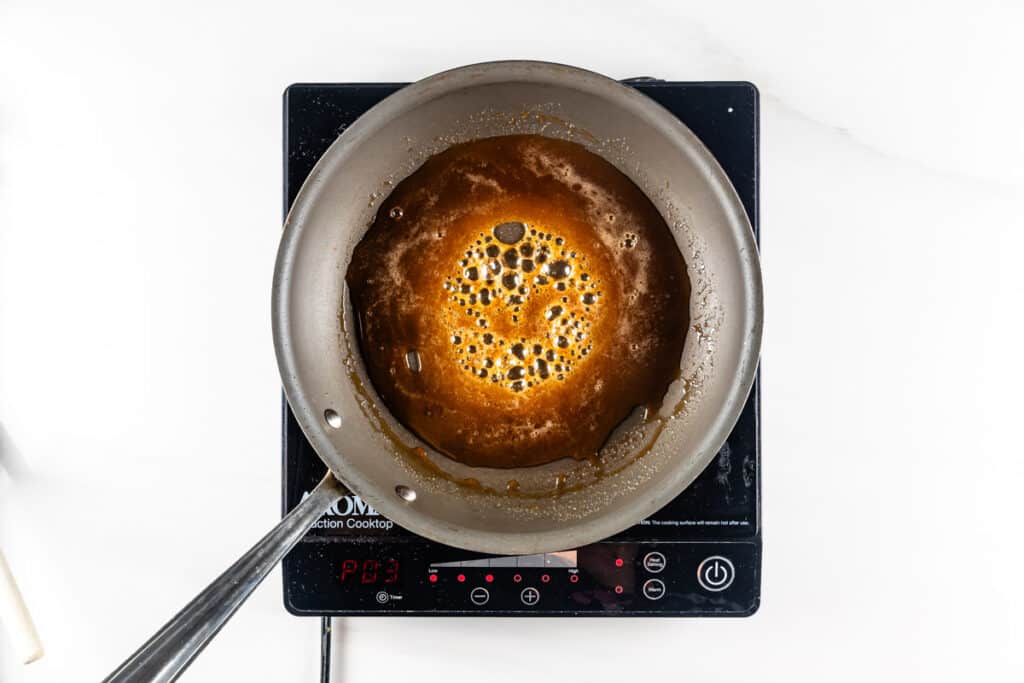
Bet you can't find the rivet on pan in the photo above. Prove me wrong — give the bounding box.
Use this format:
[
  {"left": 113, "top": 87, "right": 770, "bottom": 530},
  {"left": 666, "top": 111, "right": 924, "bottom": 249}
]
[
  {"left": 395, "top": 485, "right": 417, "bottom": 502},
  {"left": 324, "top": 409, "right": 342, "bottom": 428}
]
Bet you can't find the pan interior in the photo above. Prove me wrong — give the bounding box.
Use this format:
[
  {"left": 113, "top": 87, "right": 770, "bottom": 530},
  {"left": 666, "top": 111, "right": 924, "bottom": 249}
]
[{"left": 274, "top": 62, "right": 761, "bottom": 555}]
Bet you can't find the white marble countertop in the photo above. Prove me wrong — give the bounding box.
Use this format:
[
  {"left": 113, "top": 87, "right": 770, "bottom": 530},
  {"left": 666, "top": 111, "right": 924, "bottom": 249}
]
[{"left": 1, "top": 1, "right": 1022, "bottom": 681}]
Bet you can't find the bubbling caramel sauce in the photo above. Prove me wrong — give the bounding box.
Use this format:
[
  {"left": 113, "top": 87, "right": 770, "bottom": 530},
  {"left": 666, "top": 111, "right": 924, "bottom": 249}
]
[{"left": 346, "top": 135, "right": 689, "bottom": 468}]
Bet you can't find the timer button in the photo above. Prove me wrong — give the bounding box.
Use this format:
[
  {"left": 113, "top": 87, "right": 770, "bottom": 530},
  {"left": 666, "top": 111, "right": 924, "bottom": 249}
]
[
  {"left": 642, "top": 551, "right": 667, "bottom": 573},
  {"left": 469, "top": 587, "right": 490, "bottom": 605},
  {"left": 520, "top": 587, "right": 540, "bottom": 606}
]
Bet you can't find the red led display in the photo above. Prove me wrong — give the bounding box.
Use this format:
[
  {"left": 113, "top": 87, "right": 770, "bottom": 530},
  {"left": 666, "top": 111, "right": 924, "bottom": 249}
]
[
  {"left": 485, "top": 574, "right": 494, "bottom": 583},
  {"left": 339, "top": 559, "right": 400, "bottom": 585},
  {"left": 615, "top": 558, "right": 624, "bottom": 567},
  {"left": 457, "top": 573, "right": 466, "bottom": 583},
  {"left": 429, "top": 574, "right": 438, "bottom": 583}
]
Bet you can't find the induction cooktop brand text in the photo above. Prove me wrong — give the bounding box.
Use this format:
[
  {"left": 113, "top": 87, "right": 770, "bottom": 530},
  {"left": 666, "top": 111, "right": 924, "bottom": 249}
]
[{"left": 300, "top": 490, "right": 395, "bottom": 530}]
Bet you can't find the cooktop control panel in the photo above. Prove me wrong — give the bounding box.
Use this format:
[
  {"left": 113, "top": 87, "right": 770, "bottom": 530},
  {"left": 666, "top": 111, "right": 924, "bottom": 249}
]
[
  {"left": 282, "top": 80, "right": 761, "bottom": 617},
  {"left": 284, "top": 541, "right": 759, "bottom": 615}
]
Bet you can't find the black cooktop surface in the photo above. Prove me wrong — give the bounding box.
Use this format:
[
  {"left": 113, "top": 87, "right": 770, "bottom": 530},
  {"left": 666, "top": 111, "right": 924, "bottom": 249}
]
[{"left": 282, "top": 80, "right": 760, "bottom": 616}]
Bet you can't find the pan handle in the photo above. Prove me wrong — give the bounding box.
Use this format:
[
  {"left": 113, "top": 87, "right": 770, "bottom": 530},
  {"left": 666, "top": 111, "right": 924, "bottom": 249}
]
[{"left": 103, "top": 472, "right": 345, "bottom": 683}]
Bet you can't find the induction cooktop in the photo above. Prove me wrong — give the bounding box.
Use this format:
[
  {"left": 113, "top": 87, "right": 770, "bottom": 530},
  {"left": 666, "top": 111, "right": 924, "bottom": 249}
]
[{"left": 281, "top": 79, "right": 761, "bottom": 616}]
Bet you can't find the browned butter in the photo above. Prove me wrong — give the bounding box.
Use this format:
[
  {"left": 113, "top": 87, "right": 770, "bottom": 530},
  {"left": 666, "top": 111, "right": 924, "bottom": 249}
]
[{"left": 346, "top": 135, "right": 689, "bottom": 468}]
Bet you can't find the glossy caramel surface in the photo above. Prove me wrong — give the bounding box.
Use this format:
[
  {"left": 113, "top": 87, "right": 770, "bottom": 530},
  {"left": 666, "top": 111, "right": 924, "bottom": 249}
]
[{"left": 347, "top": 135, "right": 689, "bottom": 468}]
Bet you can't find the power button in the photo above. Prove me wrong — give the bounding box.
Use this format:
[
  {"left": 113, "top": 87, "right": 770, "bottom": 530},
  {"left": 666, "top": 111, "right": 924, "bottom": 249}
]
[{"left": 697, "top": 556, "right": 735, "bottom": 592}]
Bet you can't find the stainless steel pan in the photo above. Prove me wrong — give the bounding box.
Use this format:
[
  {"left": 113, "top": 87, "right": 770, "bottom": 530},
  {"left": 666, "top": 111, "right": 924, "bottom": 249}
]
[{"left": 105, "top": 61, "right": 762, "bottom": 682}]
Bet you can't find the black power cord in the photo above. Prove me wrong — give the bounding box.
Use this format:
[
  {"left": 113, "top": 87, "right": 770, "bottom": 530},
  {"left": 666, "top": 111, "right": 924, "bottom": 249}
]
[{"left": 320, "top": 617, "right": 332, "bottom": 683}]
